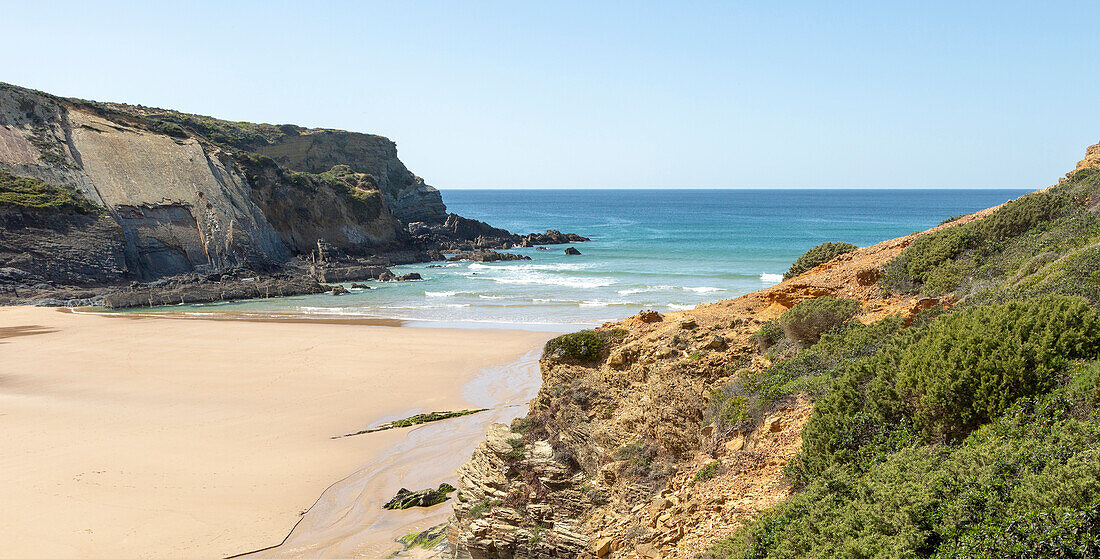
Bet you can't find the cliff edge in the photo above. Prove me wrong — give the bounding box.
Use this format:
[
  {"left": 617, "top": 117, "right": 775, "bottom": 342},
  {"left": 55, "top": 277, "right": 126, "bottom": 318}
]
[{"left": 445, "top": 143, "right": 1100, "bottom": 559}]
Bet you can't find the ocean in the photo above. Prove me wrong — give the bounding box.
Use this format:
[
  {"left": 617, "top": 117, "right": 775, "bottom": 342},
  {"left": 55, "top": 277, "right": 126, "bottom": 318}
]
[{"left": 132, "top": 189, "right": 1029, "bottom": 330}]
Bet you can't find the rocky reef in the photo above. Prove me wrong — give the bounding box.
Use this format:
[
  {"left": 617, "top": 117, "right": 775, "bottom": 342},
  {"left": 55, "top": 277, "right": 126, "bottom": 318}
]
[{"left": 0, "top": 82, "right": 586, "bottom": 306}]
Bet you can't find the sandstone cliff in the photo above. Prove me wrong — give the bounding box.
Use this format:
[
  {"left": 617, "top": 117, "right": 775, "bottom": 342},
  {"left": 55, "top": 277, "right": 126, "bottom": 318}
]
[
  {"left": 0, "top": 83, "right": 577, "bottom": 299},
  {"left": 0, "top": 83, "right": 421, "bottom": 282}
]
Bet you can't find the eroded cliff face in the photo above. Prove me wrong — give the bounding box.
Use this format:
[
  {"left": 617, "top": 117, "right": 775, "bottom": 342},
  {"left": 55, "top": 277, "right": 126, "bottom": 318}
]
[
  {"left": 1076, "top": 141, "right": 1100, "bottom": 173},
  {"left": 253, "top": 129, "right": 447, "bottom": 224},
  {"left": 446, "top": 204, "right": 1011, "bottom": 559},
  {"left": 0, "top": 83, "right": 417, "bottom": 282}
]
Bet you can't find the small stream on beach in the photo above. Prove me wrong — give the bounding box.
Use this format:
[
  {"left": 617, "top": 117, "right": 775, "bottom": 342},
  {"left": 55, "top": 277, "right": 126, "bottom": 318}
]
[{"left": 236, "top": 349, "right": 543, "bottom": 559}]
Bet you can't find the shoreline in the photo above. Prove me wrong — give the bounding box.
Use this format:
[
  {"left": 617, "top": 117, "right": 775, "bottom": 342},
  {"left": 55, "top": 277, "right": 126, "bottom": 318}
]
[
  {"left": 239, "top": 350, "right": 544, "bottom": 558},
  {"left": 0, "top": 306, "right": 551, "bottom": 559}
]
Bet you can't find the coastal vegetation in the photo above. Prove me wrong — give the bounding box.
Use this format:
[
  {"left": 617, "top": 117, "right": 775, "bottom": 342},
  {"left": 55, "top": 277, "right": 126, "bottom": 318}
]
[
  {"left": 336, "top": 408, "right": 487, "bottom": 438},
  {"left": 0, "top": 169, "right": 100, "bottom": 214},
  {"left": 544, "top": 329, "right": 627, "bottom": 362},
  {"left": 777, "top": 296, "right": 860, "bottom": 345},
  {"left": 707, "top": 169, "right": 1100, "bottom": 558},
  {"left": 784, "top": 241, "right": 858, "bottom": 280}
]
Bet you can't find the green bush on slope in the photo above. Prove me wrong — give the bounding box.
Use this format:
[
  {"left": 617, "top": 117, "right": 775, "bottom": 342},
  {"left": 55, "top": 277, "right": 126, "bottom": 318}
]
[
  {"left": 784, "top": 242, "right": 858, "bottom": 280},
  {"left": 779, "top": 297, "right": 861, "bottom": 346},
  {"left": 881, "top": 170, "right": 1100, "bottom": 298},
  {"left": 706, "top": 168, "right": 1100, "bottom": 558},
  {"left": 708, "top": 296, "right": 1100, "bottom": 559},
  {"left": 544, "top": 329, "right": 609, "bottom": 362},
  {"left": 710, "top": 392, "right": 1100, "bottom": 559}
]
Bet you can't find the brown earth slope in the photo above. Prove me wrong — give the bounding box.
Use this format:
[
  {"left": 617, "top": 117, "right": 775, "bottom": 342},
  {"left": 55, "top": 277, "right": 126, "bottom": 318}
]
[{"left": 446, "top": 197, "right": 1015, "bottom": 559}]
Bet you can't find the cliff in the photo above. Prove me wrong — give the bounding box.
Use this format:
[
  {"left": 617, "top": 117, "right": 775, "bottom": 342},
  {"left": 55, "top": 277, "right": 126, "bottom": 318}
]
[
  {"left": 0, "top": 83, "right": 583, "bottom": 301},
  {"left": 446, "top": 145, "right": 1100, "bottom": 558}
]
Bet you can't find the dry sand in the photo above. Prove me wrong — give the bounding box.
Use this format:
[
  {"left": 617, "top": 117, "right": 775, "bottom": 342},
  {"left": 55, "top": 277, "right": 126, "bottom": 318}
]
[{"left": 0, "top": 306, "right": 549, "bottom": 559}]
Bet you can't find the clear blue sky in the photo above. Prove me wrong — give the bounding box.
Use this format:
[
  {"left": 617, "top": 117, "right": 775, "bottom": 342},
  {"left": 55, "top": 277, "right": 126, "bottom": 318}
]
[{"left": 3, "top": 1, "right": 1097, "bottom": 189}]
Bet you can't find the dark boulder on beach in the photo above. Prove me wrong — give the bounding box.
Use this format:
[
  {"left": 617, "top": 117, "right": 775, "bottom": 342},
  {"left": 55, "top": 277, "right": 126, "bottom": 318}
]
[
  {"left": 383, "top": 483, "right": 457, "bottom": 510},
  {"left": 564, "top": 247, "right": 582, "bottom": 255}
]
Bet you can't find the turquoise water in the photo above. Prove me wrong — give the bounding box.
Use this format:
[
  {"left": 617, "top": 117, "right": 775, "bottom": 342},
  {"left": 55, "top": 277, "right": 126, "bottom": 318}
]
[{"left": 144, "top": 189, "right": 1028, "bottom": 329}]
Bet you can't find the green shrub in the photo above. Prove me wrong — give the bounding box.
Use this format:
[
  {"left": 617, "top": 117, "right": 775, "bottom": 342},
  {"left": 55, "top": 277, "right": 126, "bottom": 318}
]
[
  {"left": 801, "top": 296, "right": 1100, "bottom": 479},
  {"left": 707, "top": 393, "right": 1100, "bottom": 559},
  {"left": 693, "top": 460, "right": 724, "bottom": 483},
  {"left": 750, "top": 320, "right": 784, "bottom": 352},
  {"left": 504, "top": 438, "right": 526, "bottom": 462},
  {"left": 0, "top": 170, "right": 100, "bottom": 214},
  {"left": 779, "top": 297, "right": 860, "bottom": 345},
  {"left": 784, "top": 242, "right": 858, "bottom": 280},
  {"left": 544, "top": 329, "right": 606, "bottom": 361},
  {"left": 881, "top": 187, "right": 1083, "bottom": 296},
  {"left": 936, "top": 502, "right": 1100, "bottom": 559},
  {"left": 707, "top": 389, "right": 752, "bottom": 436},
  {"left": 149, "top": 119, "right": 189, "bottom": 138}
]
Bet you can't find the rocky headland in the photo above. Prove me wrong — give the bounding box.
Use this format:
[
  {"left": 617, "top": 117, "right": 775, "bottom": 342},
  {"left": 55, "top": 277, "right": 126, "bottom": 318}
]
[
  {"left": 0, "top": 83, "right": 586, "bottom": 307},
  {"left": 441, "top": 143, "right": 1100, "bottom": 559}
]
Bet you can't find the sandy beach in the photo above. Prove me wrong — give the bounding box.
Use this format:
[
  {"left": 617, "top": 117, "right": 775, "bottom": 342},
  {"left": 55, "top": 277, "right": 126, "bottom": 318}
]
[{"left": 0, "top": 306, "right": 549, "bottom": 559}]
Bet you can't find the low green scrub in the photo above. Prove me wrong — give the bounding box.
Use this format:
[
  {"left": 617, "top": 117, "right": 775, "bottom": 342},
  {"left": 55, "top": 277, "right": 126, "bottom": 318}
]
[
  {"left": 881, "top": 171, "right": 1100, "bottom": 298},
  {"left": 0, "top": 170, "right": 100, "bottom": 214},
  {"left": 750, "top": 320, "right": 785, "bottom": 352},
  {"left": 544, "top": 329, "right": 624, "bottom": 362},
  {"left": 779, "top": 297, "right": 860, "bottom": 345},
  {"left": 709, "top": 318, "right": 903, "bottom": 439},
  {"left": 784, "top": 242, "right": 858, "bottom": 280},
  {"left": 693, "top": 460, "right": 724, "bottom": 483},
  {"left": 709, "top": 296, "right": 1100, "bottom": 559},
  {"left": 710, "top": 395, "right": 1100, "bottom": 559}
]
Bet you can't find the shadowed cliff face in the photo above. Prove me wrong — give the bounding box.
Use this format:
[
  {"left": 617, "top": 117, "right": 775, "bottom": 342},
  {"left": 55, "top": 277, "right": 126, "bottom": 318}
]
[{"left": 0, "top": 82, "right": 426, "bottom": 282}]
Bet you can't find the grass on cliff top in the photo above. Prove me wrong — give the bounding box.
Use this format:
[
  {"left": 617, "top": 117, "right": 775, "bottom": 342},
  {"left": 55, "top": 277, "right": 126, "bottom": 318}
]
[{"left": 0, "top": 169, "right": 100, "bottom": 214}]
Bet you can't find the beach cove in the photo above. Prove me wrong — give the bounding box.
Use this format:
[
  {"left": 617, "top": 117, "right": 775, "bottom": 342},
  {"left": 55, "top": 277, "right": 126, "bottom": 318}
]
[{"left": 0, "top": 306, "right": 549, "bottom": 559}]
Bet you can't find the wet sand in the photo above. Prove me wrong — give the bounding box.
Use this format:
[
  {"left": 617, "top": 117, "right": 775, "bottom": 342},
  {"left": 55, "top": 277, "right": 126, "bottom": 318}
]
[{"left": 0, "top": 306, "right": 549, "bottom": 559}]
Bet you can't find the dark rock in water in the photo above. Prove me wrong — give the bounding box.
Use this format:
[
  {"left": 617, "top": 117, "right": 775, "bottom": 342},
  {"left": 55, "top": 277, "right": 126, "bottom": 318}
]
[
  {"left": 330, "top": 285, "right": 350, "bottom": 295},
  {"left": 447, "top": 249, "right": 531, "bottom": 262},
  {"left": 397, "top": 273, "right": 422, "bottom": 281},
  {"left": 314, "top": 265, "right": 391, "bottom": 283},
  {"left": 523, "top": 229, "right": 591, "bottom": 245},
  {"left": 535, "top": 246, "right": 549, "bottom": 251},
  {"left": 350, "top": 283, "right": 371, "bottom": 289},
  {"left": 564, "top": 247, "right": 581, "bottom": 255},
  {"left": 383, "top": 483, "right": 457, "bottom": 510},
  {"left": 379, "top": 270, "right": 397, "bottom": 281},
  {"left": 427, "top": 264, "right": 444, "bottom": 268}
]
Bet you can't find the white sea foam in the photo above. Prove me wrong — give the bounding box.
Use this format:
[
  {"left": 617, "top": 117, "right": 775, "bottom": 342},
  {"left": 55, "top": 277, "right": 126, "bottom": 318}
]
[
  {"left": 478, "top": 295, "right": 506, "bottom": 300},
  {"left": 684, "top": 286, "right": 723, "bottom": 293},
  {"left": 468, "top": 272, "right": 615, "bottom": 289},
  {"left": 579, "top": 300, "right": 612, "bottom": 307},
  {"left": 667, "top": 303, "right": 695, "bottom": 310},
  {"left": 617, "top": 285, "right": 676, "bottom": 295},
  {"left": 425, "top": 291, "right": 457, "bottom": 297},
  {"left": 760, "top": 273, "right": 784, "bottom": 283}
]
